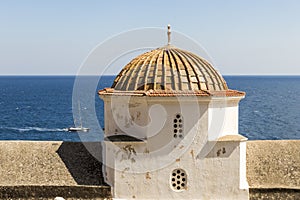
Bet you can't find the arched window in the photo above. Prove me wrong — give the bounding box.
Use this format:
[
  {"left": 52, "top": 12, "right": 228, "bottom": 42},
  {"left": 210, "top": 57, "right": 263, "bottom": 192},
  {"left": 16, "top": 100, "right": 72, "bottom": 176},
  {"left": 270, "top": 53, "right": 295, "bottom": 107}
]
[
  {"left": 170, "top": 168, "right": 187, "bottom": 191},
  {"left": 173, "top": 113, "right": 183, "bottom": 139}
]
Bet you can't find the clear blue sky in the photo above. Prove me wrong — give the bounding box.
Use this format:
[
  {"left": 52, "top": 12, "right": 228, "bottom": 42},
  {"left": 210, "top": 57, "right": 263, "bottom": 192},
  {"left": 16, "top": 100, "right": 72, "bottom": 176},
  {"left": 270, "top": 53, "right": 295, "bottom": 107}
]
[{"left": 1, "top": 0, "right": 300, "bottom": 75}]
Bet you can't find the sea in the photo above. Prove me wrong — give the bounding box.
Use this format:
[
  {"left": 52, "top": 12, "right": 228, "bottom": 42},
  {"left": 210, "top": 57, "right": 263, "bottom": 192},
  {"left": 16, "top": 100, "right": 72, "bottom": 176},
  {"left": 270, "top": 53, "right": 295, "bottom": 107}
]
[{"left": 0, "top": 76, "right": 299, "bottom": 141}]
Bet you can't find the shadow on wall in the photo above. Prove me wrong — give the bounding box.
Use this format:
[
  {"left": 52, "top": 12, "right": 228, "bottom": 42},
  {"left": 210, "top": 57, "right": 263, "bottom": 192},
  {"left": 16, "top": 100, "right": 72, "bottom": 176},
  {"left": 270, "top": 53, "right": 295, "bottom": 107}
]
[
  {"left": 56, "top": 142, "right": 106, "bottom": 186},
  {"left": 197, "top": 141, "right": 239, "bottom": 159}
]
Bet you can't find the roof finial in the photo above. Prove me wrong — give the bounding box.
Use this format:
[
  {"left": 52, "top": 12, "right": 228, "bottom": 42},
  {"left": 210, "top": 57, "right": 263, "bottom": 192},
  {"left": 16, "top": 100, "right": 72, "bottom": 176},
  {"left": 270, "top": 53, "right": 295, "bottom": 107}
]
[{"left": 167, "top": 24, "right": 171, "bottom": 45}]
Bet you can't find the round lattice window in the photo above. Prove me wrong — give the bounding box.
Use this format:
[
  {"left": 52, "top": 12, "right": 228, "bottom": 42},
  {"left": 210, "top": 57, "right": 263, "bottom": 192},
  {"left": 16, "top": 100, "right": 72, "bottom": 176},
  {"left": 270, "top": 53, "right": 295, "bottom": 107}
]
[
  {"left": 171, "top": 169, "right": 187, "bottom": 191},
  {"left": 173, "top": 114, "right": 183, "bottom": 139}
]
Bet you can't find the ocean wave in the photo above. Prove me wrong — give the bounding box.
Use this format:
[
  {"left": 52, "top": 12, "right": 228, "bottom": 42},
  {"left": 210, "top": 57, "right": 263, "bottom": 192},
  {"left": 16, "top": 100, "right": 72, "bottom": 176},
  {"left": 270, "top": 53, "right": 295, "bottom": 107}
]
[{"left": 1, "top": 126, "right": 68, "bottom": 132}]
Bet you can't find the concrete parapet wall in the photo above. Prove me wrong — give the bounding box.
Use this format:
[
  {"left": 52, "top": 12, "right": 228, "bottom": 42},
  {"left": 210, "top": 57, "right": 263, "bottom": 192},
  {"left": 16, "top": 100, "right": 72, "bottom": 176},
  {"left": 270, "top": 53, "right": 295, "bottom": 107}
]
[
  {"left": 0, "top": 140, "right": 299, "bottom": 199},
  {"left": 246, "top": 140, "right": 299, "bottom": 189},
  {"left": 0, "top": 141, "right": 104, "bottom": 186},
  {"left": 247, "top": 140, "right": 300, "bottom": 199},
  {"left": 0, "top": 141, "right": 109, "bottom": 199}
]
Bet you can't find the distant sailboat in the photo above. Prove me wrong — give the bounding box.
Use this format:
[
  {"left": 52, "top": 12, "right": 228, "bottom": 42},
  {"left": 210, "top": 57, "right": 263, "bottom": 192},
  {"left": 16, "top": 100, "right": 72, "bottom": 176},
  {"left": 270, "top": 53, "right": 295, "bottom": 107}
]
[
  {"left": 67, "top": 101, "right": 89, "bottom": 132},
  {"left": 67, "top": 126, "right": 89, "bottom": 132}
]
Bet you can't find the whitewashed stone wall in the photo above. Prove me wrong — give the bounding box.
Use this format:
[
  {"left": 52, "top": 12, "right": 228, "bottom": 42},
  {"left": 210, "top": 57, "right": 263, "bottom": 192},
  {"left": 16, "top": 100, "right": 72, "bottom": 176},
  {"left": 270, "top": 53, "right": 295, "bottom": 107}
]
[{"left": 100, "top": 95, "right": 249, "bottom": 199}]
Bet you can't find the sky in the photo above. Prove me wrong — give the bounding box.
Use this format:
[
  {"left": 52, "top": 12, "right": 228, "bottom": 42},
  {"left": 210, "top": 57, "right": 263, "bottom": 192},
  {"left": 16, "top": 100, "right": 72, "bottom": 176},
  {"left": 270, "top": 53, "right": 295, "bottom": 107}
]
[{"left": 1, "top": 0, "right": 300, "bottom": 75}]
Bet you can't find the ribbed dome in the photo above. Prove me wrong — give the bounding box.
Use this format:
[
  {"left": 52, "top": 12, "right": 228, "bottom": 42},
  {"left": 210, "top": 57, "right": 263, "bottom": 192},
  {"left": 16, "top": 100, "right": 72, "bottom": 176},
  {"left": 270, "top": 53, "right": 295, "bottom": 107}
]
[{"left": 112, "top": 45, "right": 228, "bottom": 91}]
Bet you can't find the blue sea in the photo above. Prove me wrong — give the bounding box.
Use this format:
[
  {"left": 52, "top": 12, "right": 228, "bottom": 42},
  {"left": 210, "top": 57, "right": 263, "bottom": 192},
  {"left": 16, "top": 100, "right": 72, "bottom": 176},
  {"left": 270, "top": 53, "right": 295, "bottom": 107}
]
[{"left": 0, "top": 76, "right": 299, "bottom": 141}]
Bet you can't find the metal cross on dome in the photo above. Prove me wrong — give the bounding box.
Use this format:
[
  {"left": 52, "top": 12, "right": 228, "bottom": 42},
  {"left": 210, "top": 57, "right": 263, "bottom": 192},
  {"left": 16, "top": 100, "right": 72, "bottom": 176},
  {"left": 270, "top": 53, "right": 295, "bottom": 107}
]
[{"left": 167, "top": 24, "right": 171, "bottom": 45}]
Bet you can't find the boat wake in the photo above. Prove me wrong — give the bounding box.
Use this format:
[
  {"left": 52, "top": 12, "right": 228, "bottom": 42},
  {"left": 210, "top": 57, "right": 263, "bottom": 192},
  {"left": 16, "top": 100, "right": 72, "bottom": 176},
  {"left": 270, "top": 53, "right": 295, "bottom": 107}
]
[{"left": 1, "top": 126, "right": 68, "bottom": 133}]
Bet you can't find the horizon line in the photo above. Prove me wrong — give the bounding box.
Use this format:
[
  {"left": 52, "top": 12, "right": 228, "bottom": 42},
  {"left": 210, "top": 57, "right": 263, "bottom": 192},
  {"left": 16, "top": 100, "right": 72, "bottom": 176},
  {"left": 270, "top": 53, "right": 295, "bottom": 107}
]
[{"left": 1, "top": 74, "right": 300, "bottom": 77}]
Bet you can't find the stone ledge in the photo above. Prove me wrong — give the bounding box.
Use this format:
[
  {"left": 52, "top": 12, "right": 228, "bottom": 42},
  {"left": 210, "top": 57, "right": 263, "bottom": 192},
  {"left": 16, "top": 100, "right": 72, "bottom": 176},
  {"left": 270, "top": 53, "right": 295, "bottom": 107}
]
[
  {"left": 0, "top": 185, "right": 111, "bottom": 200},
  {"left": 249, "top": 188, "right": 300, "bottom": 200},
  {"left": 217, "top": 134, "right": 248, "bottom": 141}
]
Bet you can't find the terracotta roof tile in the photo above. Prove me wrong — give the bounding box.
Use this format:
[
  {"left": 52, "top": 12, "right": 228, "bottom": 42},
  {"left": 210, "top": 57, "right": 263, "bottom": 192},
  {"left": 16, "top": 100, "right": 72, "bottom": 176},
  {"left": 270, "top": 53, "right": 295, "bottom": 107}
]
[
  {"left": 111, "top": 45, "right": 228, "bottom": 92},
  {"left": 98, "top": 88, "right": 245, "bottom": 97}
]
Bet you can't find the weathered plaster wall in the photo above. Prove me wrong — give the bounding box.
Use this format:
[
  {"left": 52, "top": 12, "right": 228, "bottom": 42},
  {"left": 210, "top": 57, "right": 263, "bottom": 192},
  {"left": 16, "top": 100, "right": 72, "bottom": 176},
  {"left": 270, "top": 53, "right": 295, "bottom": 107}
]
[
  {"left": 104, "top": 134, "right": 248, "bottom": 198},
  {"left": 102, "top": 95, "right": 247, "bottom": 199}
]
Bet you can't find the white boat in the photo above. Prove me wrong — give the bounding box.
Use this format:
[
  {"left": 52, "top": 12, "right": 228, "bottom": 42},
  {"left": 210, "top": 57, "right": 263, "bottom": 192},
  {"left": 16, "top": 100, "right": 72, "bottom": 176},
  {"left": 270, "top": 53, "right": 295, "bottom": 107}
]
[
  {"left": 67, "top": 126, "right": 90, "bottom": 132},
  {"left": 67, "top": 101, "right": 89, "bottom": 132}
]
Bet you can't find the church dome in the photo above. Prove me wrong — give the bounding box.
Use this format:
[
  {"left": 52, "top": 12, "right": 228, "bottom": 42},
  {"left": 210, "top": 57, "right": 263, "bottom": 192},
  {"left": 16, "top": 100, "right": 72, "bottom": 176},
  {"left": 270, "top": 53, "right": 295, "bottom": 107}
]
[{"left": 112, "top": 45, "right": 228, "bottom": 91}]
